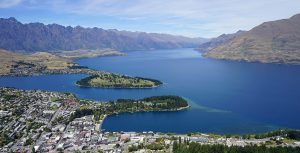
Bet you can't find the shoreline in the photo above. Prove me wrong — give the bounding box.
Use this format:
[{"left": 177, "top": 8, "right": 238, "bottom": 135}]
[
  {"left": 75, "top": 82, "right": 162, "bottom": 89},
  {"left": 0, "top": 50, "right": 124, "bottom": 77},
  {"left": 69, "top": 52, "right": 127, "bottom": 60},
  {"left": 99, "top": 105, "right": 190, "bottom": 131},
  {"left": 202, "top": 53, "right": 300, "bottom": 65}
]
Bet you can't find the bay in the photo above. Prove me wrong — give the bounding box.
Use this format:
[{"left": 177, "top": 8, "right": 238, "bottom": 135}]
[{"left": 1, "top": 48, "right": 300, "bottom": 134}]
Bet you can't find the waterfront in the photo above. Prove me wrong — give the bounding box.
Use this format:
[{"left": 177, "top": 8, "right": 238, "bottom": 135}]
[{"left": 1, "top": 48, "right": 300, "bottom": 134}]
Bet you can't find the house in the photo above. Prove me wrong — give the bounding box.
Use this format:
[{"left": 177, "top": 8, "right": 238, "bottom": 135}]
[{"left": 130, "top": 136, "right": 144, "bottom": 143}]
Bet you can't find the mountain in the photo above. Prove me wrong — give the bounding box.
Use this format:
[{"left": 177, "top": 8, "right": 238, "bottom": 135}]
[
  {"left": 197, "top": 30, "right": 245, "bottom": 52},
  {"left": 204, "top": 14, "right": 300, "bottom": 64},
  {"left": 0, "top": 17, "right": 207, "bottom": 52}
]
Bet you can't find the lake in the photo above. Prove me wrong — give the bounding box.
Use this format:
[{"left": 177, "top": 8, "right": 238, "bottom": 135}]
[{"left": 1, "top": 48, "right": 300, "bottom": 134}]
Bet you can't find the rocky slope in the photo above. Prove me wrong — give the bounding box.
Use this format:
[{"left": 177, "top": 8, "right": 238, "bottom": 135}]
[
  {"left": 0, "top": 17, "right": 207, "bottom": 52},
  {"left": 204, "top": 14, "right": 300, "bottom": 64}
]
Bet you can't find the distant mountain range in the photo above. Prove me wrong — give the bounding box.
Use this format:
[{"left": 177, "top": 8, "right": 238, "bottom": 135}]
[
  {"left": 3, "top": 14, "right": 300, "bottom": 64},
  {"left": 197, "top": 30, "right": 245, "bottom": 53},
  {"left": 0, "top": 17, "right": 208, "bottom": 52},
  {"left": 201, "top": 14, "right": 300, "bottom": 64}
]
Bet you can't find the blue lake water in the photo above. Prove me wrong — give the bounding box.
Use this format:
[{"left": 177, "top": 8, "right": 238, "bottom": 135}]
[{"left": 1, "top": 48, "right": 300, "bottom": 134}]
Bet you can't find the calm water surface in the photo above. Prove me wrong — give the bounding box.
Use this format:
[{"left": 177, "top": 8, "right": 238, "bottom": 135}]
[{"left": 1, "top": 48, "right": 300, "bottom": 134}]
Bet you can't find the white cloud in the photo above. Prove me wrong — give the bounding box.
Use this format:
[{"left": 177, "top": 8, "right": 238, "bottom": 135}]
[
  {"left": 3, "top": 0, "right": 300, "bottom": 37},
  {"left": 0, "top": 0, "right": 22, "bottom": 8}
]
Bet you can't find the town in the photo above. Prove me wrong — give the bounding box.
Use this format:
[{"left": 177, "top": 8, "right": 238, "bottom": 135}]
[{"left": 0, "top": 87, "right": 300, "bottom": 153}]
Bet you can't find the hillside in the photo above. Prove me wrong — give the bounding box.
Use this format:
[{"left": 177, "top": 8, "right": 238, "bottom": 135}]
[
  {"left": 0, "top": 50, "right": 24, "bottom": 75},
  {"left": 0, "top": 17, "right": 207, "bottom": 52},
  {"left": 0, "top": 49, "right": 73, "bottom": 75},
  {"left": 204, "top": 14, "right": 300, "bottom": 64},
  {"left": 197, "top": 30, "right": 245, "bottom": 52}
]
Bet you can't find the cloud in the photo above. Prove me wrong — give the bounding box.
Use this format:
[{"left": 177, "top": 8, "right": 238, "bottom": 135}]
[
  {"left": 0, "top": 0, "right": 22, "bottom": 8},
  {"left": 2, "top": 0, "right": 300, "bottom": 37}
]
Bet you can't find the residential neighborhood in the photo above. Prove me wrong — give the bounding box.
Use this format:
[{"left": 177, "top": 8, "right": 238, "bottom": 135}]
[{"left": 0, "top": 87, "right": 300, "bottom": 153}]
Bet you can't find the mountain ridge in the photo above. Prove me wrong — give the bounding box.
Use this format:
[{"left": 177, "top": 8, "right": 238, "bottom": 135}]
[
  {"left": 197, "top": 30, "right": 245, "bottom": 52},
  {"left": 204, "top": 14, "right": 300, "bottom": 64},
  {"left": 0, "top": 17, "right": 208, "bottom": 52}
]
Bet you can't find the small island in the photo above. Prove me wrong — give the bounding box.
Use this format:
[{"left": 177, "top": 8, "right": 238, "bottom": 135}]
[{"left": 76, "top": 73, "right": 162, "bottom": 88}]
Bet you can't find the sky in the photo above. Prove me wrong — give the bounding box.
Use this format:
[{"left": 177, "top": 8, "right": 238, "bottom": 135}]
[{"left": 0, "top": 0, "right": 300, "bottom": 38}]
